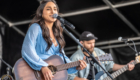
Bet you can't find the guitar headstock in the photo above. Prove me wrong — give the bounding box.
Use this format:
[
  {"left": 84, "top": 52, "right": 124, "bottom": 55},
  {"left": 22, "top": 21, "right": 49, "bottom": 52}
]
[
  {"left": 135, "top": 55, "right": 140, "bottom": 63},
  {"left": 98, "top": 54, "right": 113, "bottom": 61}
]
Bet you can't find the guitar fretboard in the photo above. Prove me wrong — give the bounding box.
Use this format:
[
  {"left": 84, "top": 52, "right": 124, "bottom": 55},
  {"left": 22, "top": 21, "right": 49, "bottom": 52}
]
[
  {"left": 55, "top": 57, "right": 100, "bottom": 71},
  {"left": 55, "top": 54, "right": 113, "bottom": 72},
  {"left": 56, "top": 61, "right": 80, "bottom": 71},
  {"left": 103, "top": 60, "right": 137, "bottom": 80}
]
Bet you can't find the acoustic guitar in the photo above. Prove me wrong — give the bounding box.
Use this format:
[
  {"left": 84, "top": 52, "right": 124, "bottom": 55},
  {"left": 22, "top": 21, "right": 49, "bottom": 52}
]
[{"left": 13, "top": 54, "right": 113, "bottom": 80}]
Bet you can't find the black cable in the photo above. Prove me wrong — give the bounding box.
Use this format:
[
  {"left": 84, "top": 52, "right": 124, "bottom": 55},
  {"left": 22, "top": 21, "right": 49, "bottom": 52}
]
[{"left": 129, "top": 40, "right": 138, "bottom": 54}]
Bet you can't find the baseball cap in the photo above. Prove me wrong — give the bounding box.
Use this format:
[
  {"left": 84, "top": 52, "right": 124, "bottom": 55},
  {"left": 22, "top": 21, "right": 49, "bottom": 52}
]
[{"left": 79, "top": 31, "right": 98, "bottom": 41}]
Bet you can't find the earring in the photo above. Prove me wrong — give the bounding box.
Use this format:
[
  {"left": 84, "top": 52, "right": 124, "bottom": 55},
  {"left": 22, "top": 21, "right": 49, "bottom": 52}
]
[{"left": 39, "top": 13, "right": 42, "bottom": 17}]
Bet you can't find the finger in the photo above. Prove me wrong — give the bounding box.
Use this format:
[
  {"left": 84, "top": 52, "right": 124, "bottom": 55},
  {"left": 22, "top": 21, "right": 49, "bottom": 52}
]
[
  {"left": 131, "top": 60, "right": 134, "bottom": 62},
  {"left": 47, "top": 68, "right": 54, "bottom": 78},
  {"left": 80, "top": 61, "right": 84, "bottom": 69},
  {"left": 83, "top": 56, "right": 86, "bottom": 60},
  {"left": 81, "top": 63, "right": 85, "bottom": 69},
  {"left": 48, "top": 71, "right": 54, "bottom": 80},
  {"left": 43, "top": 74, "right": 47, "bottom": 80},
  {"left": 79, "top": 60, "right": 82, "bottom": 63},
  {"left": 80, "top": 63, "right": 82, "bottom": 68},
  {"left": 131, "top": 66, "right": 134, "bottom": 70},
  {"left": 51, "top": 72, "right": 54, "bottom": 78},
  {"left": 51, "top": 73, "right": 54, "bottom": 78},
  {"left": 46, "top": 73, "right": 49, "bottom": 80},
  {"left": 129, "top": 60, "right": 134, "bottom": 64},
  {"left": 80, "top": 63, "right": 84, "bottom": 70},
  {"left": 79, "top": 60, "right": 86, "bottom": 70},
  {"left": 81, "top": 60, "right": 87, "bottom": 68},
  {"left": 84, "top": 60, "right": 87, "bottom": 64},
  {"left": 48, "top": 70, "right": 54, "bottom": 78},
  {"left": 48, "top": 72, "right": 53, "bottom": 80},
  {"left": 82, "top": 63, "right": 85, "bottom": 69},
  {"left": 83, "top": 64, "right": 87, "bottom": 68},
  {"left": 129, "top": 64, "right": 134, "bottom": 68},
  {"left": 82, "top": 60, "right": 87, "bottom": 67},
  {"left": 79, "top": 60, "right": 82, "bottom": 66},
  {"left": 128, "top": 64, "right": 134, "bottom": 71},
  {"left": 81, "top": 60, "right": 86, "bottom": 64}
]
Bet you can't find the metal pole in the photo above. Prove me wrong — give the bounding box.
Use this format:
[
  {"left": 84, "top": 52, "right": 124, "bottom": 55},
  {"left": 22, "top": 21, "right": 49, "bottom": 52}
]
[
  {"left": 65, "top": 36, "right": 140, "bottom": 55},
  {"left": 1, "top": 1, "right": 140, "bottom": 27},
  {"left": 1, "top": 1, "right": 140, "bottom": 37},
  {"left": 96, "top": 37, "right": 140, "bottom": 46},
  {"left": 103, "top": 0, "right": 140, "bottom": 36},
  {"left": 0, "top": 29, "right": 2, "bottom": 75},
  {"left": 60, "top": 0, "right": 140, "bottom": 17},
  {"left": 65, "top": 42, "right": 140, "bottom": 55},
  {"left": 0, "top": 15, "right": 25, "bottom": 37},
  {"left": 10, "top": 20, "right": 32, "bottom": 26},
  {"left": 64, "top": 37, "right": 140, "bottom": 51},
  {"left": 99, "top": 42, "right": 140, "bottom": 49},
  {"left": 12, "top": 26, "right": 25, "bottom": 36}
]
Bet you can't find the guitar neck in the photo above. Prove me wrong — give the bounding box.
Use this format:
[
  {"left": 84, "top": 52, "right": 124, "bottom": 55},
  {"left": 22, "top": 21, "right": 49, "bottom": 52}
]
[
  {"left": 56, "top": 57, "right": 100, "bottom": 71},
  {"left": 56, "top": 61, "right": 80, "bottom": 71},
  {"left": 103, "top": 60, "right": 137, "bottom": 80},
  {"left": 55, "top": 54, "right": 113, "bottom": 72}
]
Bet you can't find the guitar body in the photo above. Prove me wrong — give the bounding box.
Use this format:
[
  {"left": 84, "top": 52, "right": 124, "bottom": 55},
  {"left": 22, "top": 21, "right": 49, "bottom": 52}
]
[
  {"left": 13, "top": 55, "right": 68, "bottom": 80},
  {"left": 95, "top": 71, "right": 104, "bottom": 80}
]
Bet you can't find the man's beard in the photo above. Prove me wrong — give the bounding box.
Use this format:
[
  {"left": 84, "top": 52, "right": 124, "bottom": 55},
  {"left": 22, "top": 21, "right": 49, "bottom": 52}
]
[
  {"left": 87, "top": 48, "right": 94, "bottom": 53},
  {"left": 83, "top": 44, "right": 94, "bottom": 53}
]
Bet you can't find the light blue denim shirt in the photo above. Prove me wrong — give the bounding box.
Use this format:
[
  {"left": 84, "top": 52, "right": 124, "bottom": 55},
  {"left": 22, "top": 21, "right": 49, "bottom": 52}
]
[
  {"left": 21, "top": 23, "right": 77, "bottom": 74},
  {"left": 68, "top": 46, "right": 114, "bottom": 80}
]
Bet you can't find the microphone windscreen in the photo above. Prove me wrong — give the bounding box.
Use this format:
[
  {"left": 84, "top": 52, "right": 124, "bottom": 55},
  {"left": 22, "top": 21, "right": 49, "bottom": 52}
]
[
  {"left": 118, "top": 37, "right": 122, "bottom": 41},
  {"left": 53, "top": 14, "right": 58, "bottom": 18}
]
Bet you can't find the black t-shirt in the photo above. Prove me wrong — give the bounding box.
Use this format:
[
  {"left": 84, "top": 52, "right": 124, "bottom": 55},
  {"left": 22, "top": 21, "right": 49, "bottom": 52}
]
[{"left": 87, "top": 63, "right": 98, "bottom": 79}]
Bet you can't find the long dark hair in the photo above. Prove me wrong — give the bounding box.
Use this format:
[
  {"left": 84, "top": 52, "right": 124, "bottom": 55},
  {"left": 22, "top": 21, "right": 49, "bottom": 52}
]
[{"left": 30, "top": 0, "right": 65, "bottom": 53}]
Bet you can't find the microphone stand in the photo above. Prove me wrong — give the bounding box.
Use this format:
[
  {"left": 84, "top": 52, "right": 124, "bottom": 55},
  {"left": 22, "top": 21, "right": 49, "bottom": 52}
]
[
  {"left": 124, "top": 40, "right": 139, "bottom": 56},
  {"left": 62, "top": 24, "right": 114, "bottom": 80},
  {"left": 0, "top": 58, "right": 14, "bottom": 80},
  {"left": 90, "top": 60, "right": 96, "bottom": 80}
]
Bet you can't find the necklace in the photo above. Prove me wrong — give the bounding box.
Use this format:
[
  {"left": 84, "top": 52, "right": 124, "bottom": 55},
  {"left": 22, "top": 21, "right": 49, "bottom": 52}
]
[
  {"left": 50, "top": 37, "right": 53, "bottom": 40},
  {"left": 50, "top": 38, "right": 53, "bottom": 41}
]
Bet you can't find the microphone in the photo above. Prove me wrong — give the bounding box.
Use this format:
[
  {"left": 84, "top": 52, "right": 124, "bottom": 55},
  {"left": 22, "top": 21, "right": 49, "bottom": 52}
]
[
  {"left": 118, "top": 37, "right": 129, "bottom": 42},
  {"left": 53, "top": 14, "right": 75, "bottom": 29}
]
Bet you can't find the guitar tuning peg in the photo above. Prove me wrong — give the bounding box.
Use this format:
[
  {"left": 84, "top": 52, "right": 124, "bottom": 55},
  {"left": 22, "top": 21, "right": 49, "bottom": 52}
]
[
  {"left": 101, "top": 54, "right": 104, "bottom": 56},
  {"left": 102, "top": 61, "right": 104, "bottom": 64}
]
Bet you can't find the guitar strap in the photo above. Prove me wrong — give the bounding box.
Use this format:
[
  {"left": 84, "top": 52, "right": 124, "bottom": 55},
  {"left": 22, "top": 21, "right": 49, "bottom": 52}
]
[
  {"left": 93, "top": 51, "right": 97, "bottom": 57},
  {"left": 62, "top": 52, "right": 67, "bottom": 64}
]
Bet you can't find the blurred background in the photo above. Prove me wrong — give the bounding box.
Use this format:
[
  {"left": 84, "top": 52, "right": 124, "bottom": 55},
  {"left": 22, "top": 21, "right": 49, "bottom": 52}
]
[{"left": 0, "top": 0, "right": 140, "bottom": 80}]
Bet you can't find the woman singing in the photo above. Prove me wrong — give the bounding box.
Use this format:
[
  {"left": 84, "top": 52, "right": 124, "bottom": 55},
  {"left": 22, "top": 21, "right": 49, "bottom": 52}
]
[{"left": 21, "top": 0, "right": 87, "bottom": 80}]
